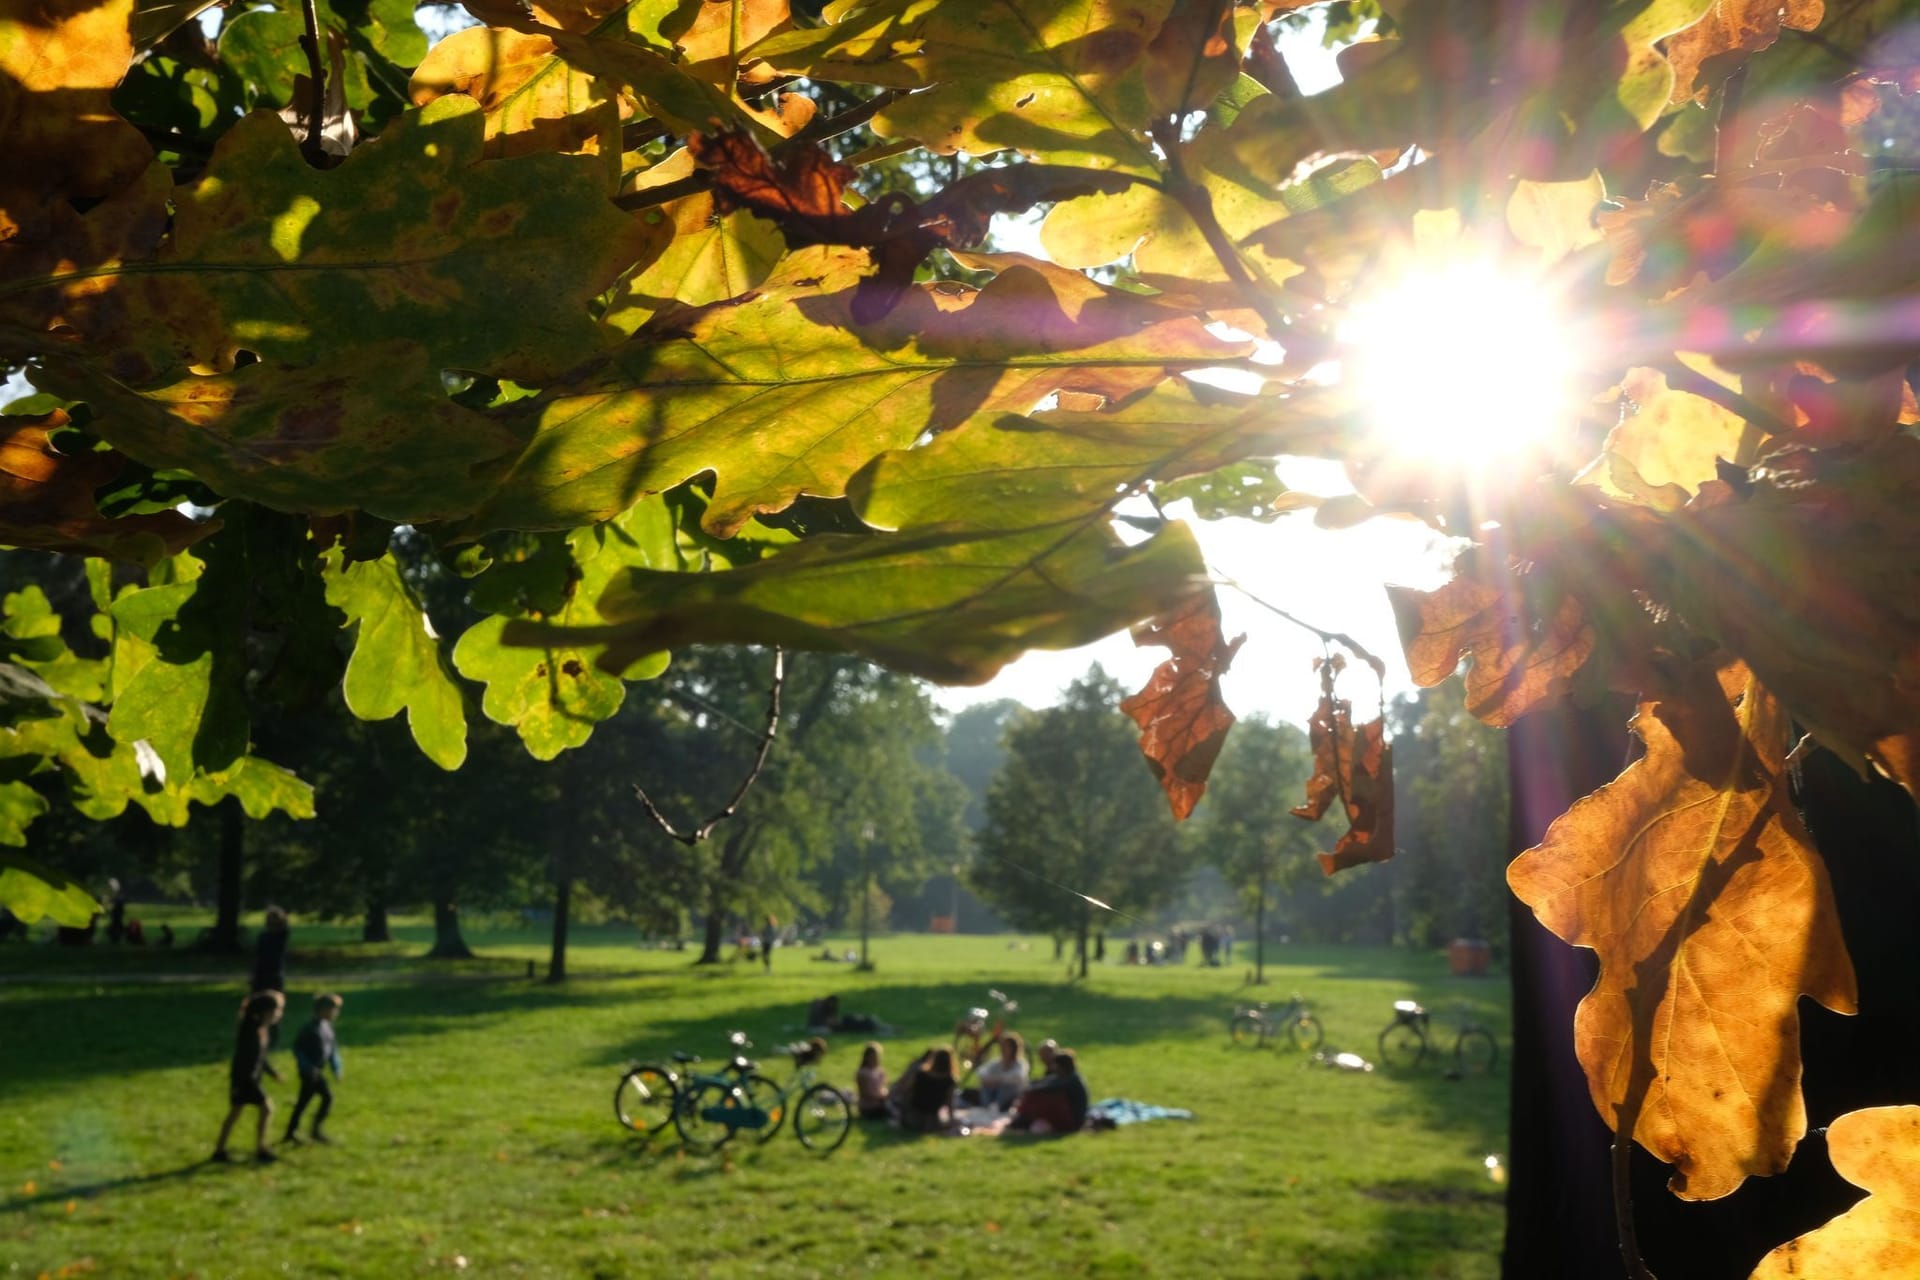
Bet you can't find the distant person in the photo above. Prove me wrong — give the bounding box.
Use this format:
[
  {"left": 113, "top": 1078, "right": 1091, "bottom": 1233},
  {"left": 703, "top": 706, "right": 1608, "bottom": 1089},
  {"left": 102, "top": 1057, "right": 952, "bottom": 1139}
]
[
  {"left": 284, "top": 994, "right": 345, "bottom": 1145},
  {"left": 1222, "top": 925, "right": 1235, "bottom": 964},
  {"left": 1200, "top": 926, "right": 1219, "bottom": 966},
  {"left": 760, "top": 914, "right": 778, "bottom": 974},
  {"left": 157, "top": 922, "right": 175, "bottom": 948},
  {"left": 251, "top": 907, "right": 290, "bottom": 994},
  {"left": 125, "top": 918, "right": 145, "bottom": 945},
  {"left": 211, "top": 990, "right": 284, "bottom": 1164},
  {"left": 106, "top": 880, "right": 125, "bottom": 945},
  {"left": 975, "top": 1031, "right": 1029, "bottom": 1111},
  {"left": 854, "top": 1041, "right": 889, "bottom": 1120},
  {"left": 1010, "top": 1048, "right": 1088, "bottom": 1135}
]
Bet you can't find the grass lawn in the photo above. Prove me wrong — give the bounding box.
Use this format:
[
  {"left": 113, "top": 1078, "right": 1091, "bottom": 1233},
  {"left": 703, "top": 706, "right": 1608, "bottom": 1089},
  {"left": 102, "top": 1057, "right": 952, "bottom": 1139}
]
[{"left": 1, "top": 919, "right": 1510, "bottom": 1278}]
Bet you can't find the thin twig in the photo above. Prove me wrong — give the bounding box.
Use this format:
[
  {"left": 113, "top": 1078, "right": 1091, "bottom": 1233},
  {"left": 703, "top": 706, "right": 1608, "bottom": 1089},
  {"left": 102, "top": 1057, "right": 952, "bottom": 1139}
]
[
  {"left": 1655, "top": 358, "right": 1788, "bottom": 438},
  {"left": 792, "top": 88, "right": 904, "bottom": 148},
  {"left": 297, "top": 0, "right": 326, "bottom": 165},
  {"left": 1219, "top": 577, "right": 1390, "bottom": 679},
  {"left": 634, "top": 649, "right": 785, "bottom": 846}
]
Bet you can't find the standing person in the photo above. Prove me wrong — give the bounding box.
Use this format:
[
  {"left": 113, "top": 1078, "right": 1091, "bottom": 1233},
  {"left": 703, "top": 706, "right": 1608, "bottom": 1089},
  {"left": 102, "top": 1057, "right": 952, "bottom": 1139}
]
[
  {"left": 106, "top": 879, "right": 125, "bottom": 945},
  {"left": 284, "top": 994, "right": 344, "bottom": 1145},
  {"left": 1222, "top": 924, "right": 1235, "bottom": 965},
  {"left": 211, "top": 990, "right": 284, "bottom": 1164},
  {"left": 760, "top": 914, "right": 777, "bottom": 974},
  {"left": 251, "top": 907, "right": 290, "bottom": 994}
]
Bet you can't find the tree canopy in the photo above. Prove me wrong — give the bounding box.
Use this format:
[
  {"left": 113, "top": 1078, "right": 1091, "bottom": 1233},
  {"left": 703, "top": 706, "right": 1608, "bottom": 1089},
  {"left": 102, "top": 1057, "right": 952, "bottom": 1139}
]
[{"left": 2, "top": 0, "right": 1919, "bottom": 1273}]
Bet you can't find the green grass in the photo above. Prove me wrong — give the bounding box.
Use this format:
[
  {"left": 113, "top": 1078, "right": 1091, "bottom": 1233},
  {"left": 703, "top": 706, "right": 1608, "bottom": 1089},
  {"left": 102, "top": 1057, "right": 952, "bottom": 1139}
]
[{"left": 1, "top": 920, "right": 1510, "bottom": 1278}]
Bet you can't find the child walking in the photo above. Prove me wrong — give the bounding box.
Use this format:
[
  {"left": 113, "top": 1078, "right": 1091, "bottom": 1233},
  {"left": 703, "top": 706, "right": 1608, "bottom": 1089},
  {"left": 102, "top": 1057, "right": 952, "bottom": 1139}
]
[
  {"left": 211, "top": 990, "right": 284, "bottom": 1164},
  {"left": 284, "top": 993, "right": 344, "bottom": 1145}
]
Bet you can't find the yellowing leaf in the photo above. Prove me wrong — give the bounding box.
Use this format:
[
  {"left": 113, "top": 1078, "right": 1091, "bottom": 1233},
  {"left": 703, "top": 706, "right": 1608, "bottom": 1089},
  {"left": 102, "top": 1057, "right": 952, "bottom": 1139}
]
[
  {"left": 1508, "top": 659, "right": 1857, "bottom": 1200},
  {"left": 1666, "top": 0, "right": 1825, "bottom": 103},
  {"left": 604, "top": 149, "right": 785, "bottom": 333},
  {"left": 1388, "top": 568, "right": 1595, "bottom": 727},
  {"left": 410, "top": 27, "right": 626, "bottom": 158},
  {"left": 1601, "top": 360, "right": 1755, "bottom": 500},
  {"left": 1750, "top": 1105, "right": 1920, "bottom": 1278},
  {"left": 1505, "top": 171, "right": 1607, "bottom": 265},
  {"left": 0, "top": 411, "right": 211, "bottom": 563},
  {"left": 322, "top": 547, "right": 469, "bottom": 769}
]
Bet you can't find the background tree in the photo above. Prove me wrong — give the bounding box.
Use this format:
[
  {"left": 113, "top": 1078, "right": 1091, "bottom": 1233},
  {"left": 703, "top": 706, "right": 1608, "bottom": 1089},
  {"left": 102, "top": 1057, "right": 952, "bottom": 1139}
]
[
  {"left": 970, "top": 669, "right": 1186, "bottom": 978},
  {"left": 1387, "top": 681, "right": 1509, "bottom": 951},
  {"left": 1194, "top": 715, "right": 1323, "bottom": 984}
]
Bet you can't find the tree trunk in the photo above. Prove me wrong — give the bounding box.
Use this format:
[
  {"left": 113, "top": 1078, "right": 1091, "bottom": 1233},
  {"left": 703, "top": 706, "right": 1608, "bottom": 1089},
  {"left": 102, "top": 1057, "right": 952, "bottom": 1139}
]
[
  {"left": 426, "top": 899, "right": 474, "bottom": 959},
  {"left": 361, "top": 898, "right": 391, "bottom": 944},
  {"left": 547, "top": 868, "right": 571, "bottom": 983},
  {"left": 1075, "top": 905, "right": 1090, "bottom": 980},
  {"left": 696, "top": 891, "right": 726, "bottom": 965},
  {"left": 202, "top": 798, "right": 246, "bottom": 951},
  {"left": 1253, "top": 876, "right": 1267, "bottom": 986},
  {"left": 1052, "top": 934, "right": 1064, "bottom": 961}
]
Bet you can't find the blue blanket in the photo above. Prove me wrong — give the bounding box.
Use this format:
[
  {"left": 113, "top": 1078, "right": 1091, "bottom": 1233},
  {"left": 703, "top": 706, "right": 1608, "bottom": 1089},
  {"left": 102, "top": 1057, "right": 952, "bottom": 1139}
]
[{"left": 1087, "top": 1098, "right": 1194, "bottom": 1126}]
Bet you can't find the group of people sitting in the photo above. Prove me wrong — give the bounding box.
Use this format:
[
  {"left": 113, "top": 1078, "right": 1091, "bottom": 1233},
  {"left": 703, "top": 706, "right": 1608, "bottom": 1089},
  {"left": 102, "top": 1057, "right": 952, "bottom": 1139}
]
[{"left": 851, "top": 1032, "right": 1089, "bottom": 1135}]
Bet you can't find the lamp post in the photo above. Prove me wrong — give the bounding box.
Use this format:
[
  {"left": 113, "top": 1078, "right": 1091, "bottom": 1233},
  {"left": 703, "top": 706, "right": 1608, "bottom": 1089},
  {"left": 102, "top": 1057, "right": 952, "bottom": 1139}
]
[{"left": 857, "top": 821, "right": 876, "bottom": 970}]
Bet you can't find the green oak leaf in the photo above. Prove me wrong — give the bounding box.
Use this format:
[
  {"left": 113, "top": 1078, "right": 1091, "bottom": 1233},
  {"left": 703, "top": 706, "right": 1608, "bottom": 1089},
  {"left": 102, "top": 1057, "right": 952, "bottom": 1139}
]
[
  {"left": 603, "top": 151, "right": 786, "bottom": 335},
  {"left": 322, "top": 546, "right": 469, "bottom": 769},
  {"left": 3, "top": 586, "right": 106, "bottom": 701},
  {"left": 470, "top": 247, "right": 1253, "bottom": 537},
  {"left": 1157, "top": 461, "right": 1314, "bottom": 523},
  {"left": 190, "top": 754, "right": 317, "bottom": 820},
  {"left": 748, "top": 0, "right": 1175, "bottom": 172},
  {"left": 0, "top": 778, "right": 48, "bottom": 846},
  {"left": 453, "top": 497, "right": 676, "bottom": 759},
  {"left": 0, "top": 848, "right": 98, "bottom": 927}
]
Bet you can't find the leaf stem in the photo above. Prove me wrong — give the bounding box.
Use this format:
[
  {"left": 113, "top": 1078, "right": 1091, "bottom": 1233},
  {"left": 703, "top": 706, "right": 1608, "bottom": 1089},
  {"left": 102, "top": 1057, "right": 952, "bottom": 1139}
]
[
  {"left": 1218, "top": 577, "right": 1389, "bottom": 686},
  {"left": 297, "top": 0, "right": 326, "bottom": 166},
  {"left": 1654, "top": 358, "right": 1787, "bottom": 441},
  {"left": 634, "top": 648, "right": 785, "bottom": 845}
]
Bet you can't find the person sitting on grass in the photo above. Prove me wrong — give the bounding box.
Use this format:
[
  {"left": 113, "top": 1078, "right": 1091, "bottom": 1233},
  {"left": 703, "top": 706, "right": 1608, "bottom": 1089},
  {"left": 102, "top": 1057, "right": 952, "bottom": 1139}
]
[
  {"left": 975, "top": 1031, "right": 1029, "bottom": 1111},
  {"left": 854, "top": 1041, "right": 889, "bottom": 1120},
  {"left": 212, "top": 990, "right": 284, "bottom": 1164},
  {"left": 1009, "top": 1048, "right": 1088, "bottom": 1135},
  {"left": 284, "top": 993, "right": 345, "bottom": 1146},
  {"left": 892, "top": 1047, "right": 958, "bottom": 1133}
]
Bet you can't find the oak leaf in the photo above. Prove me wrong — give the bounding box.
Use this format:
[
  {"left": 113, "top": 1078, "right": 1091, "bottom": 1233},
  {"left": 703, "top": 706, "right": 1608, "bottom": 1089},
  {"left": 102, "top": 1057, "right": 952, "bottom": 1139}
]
[
  {"left": 410, "top": 27, "right": 628, "bottom": 158},
  {"left": 0, "top": 412, "right": 211, "bottom": 563},
  {"left": 1119, "top": 590, "right": 1244, "bottom": 820},
  {"left": 1508, "top": 659, "right": 1857, "bottom": 1200},
  {"left": 322, "top": 547, "right": 469, "bottom": 770},
  {"left": 1291, "top": 658, "right": 1394, "bottom": 873},
  {"left": 1665, "top": 0, "right": 1825, "bottom": 103},
  {"left": 1750, "top": 1105, "right": 1920, "bottom": 1279},
  {"left": 1387, "top": 568, "right": 1595, "bottom": 728}
]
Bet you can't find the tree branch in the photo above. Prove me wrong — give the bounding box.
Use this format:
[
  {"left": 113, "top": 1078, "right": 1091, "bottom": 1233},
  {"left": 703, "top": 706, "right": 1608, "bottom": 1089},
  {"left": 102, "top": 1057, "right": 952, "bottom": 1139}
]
[
  {"left": 297, "top": 0, "right": 327, "bottom": 167},
  {"left": 1655, "top": 358, "right": 1788, "bottom": 439},
  {"left": 634, "top": 648, "right": 785, "bottom": 845},
  {"left": 1220, "top": 578, "right": 1390, "bottom": 688}
]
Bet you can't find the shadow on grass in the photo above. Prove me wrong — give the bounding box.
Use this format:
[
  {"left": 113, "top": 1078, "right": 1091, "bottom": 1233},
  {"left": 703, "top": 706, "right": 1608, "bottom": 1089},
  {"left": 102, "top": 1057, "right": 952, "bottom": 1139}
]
[{"left": 0, "top": 1159, "right": 232, "bottom": 1216}]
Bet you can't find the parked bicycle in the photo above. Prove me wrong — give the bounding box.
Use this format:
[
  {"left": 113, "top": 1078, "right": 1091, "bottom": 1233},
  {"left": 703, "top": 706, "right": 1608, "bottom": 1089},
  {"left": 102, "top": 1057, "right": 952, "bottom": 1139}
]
[
  {"left": 1376, "top": 1000, "right": 1498, "bottom": 1074},
  {"left": 615, "top": 1031, "right": 852, "bottom": 1154},
  {"left": 1228, "top": 994, "right": 1324, "bottom": 1052},
  {"left": 953, "top": 988, "right": 1019, "bottom": 1078}
]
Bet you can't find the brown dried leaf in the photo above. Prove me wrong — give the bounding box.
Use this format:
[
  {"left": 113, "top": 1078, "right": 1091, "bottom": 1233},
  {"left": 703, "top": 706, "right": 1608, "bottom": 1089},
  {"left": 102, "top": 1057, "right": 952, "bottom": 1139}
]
[
  {"left": 0, "top": 411, "right": 213, "bottom": 562},
  {"left": 1120, "top": 590, "right": 1244, "bottom": 820},
  {"left": 1665, "top": 0, "right": 1825, "bottom": 104},
  {"left": 1750, "top": 1105, "right": 1920, "bottom": 1278},
  {"left": 1388, "top": 568, "right": 1595, "bottom": 728},
  {"left": 1508, "top": 659, "right": 1857, "bottom": 1200},
  {"left": 1291, "top": 659, "right": 1394, "bottom": 873}
]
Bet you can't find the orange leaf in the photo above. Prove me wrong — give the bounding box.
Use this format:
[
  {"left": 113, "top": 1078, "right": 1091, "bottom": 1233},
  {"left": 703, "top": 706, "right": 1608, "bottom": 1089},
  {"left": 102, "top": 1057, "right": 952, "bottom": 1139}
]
[
  {"left": 1664, "top": 0, "right": 1826, "bottom": 104},
  {"left": 1750, "top": 1105, "right": 1920, "bottom": 1278},
  {"left": 1387, "top": 569, "right": 1594, "bottom": 727},
  {"left": 0, "top": 411, "right": 212, "bottom": 562},
  {"left": 1508, "top": 659, "right": 1857, "bottom": 1200},
  {"left": 1290, "top": 658, "right": 1394, "bottom": 874},
  {"left": 1119, "top": 590, "right": 1243, "bottom": 820}
]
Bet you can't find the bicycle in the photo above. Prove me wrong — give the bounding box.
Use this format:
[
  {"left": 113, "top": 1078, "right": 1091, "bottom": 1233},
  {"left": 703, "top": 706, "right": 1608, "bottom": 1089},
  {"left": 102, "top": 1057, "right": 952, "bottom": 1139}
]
[
  {"left": 614, "top": 1031, "right": 781, "bottom": 1149},
  {"left": 1376, "top": 1000, "right": 1499, "bottom": 1074},
  {"left": 1228, "top": 994, "right": 1324, "bottom": 1052},
  {"left": 672, "top": 1033, "right": 853, "bottom": 1155},
  {"left": 952, "top": 988, "right": 1019, "bottom": 1078}
]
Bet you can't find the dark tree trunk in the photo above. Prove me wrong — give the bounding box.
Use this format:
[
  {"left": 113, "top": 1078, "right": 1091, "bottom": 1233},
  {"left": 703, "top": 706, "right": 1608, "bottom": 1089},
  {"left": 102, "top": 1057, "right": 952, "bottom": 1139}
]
[
  {"left": 697, "top": 897, "right": 726, "bottom": 965},
  {"left": 361, "top": 897, "right": 391, "bottom": 944},
  {"left": 426, "top": 899, "right": 474, "bottom": 959},
  {"left": 548, "top": 866, "right": 571, "bottom": 983},
  {"left": 1502, "top": 708, "right": 1920, "bottom": 1280},
  {"left": 1253, "top": 876, "right": 1267, "bottom": 986},
  {"left": 201, "top": 798, "right": 246, "bottom": 951},
  {"left": 1075, "top": 906, "right": 1090, "bottom": 980},
  {"left": 1052, "top": 934, "right": 1064, "bottom": 961}
]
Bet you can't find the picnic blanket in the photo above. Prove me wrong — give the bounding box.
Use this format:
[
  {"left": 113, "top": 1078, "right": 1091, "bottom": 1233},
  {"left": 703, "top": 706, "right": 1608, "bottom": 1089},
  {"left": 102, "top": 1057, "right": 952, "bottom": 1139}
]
[{"left": 1087, "top": 1098, "right": 1194, "bottom": 1126}]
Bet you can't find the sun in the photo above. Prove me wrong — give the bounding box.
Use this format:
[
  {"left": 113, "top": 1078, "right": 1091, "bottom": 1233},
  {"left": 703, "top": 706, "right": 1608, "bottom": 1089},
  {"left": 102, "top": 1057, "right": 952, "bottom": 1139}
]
[{"left": 1338, "top": 256, "right": 1581, "bottom": 470}]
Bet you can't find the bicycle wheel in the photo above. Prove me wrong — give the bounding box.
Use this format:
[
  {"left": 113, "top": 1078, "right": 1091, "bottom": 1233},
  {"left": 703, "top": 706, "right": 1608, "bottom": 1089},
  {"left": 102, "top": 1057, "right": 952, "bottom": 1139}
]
[
  {"left": 1378, "top": 1022, "right": 1428, "bottom": 1070},
  {"left": 793, "top": 1084, "right": 853, "bottom": 1154},
  {"left": 673, "top": 1080, "right": 740, "bottom": 1155},
  {"left": 1453, "top": 1028, "right": 1499, "bottom": 1076},
  {"left": 742, "top": 1072, "right": 786, "bottom": 1143},
  {"left": 613, "top": 1065, "right": 676, "bottom": 1136},
  {"left": 1229, "top": 1014, "right": 1263, "bottom": 1046},
  {"left": 1288, "top": 1015, "right": 1325, "bottom": 1054}
]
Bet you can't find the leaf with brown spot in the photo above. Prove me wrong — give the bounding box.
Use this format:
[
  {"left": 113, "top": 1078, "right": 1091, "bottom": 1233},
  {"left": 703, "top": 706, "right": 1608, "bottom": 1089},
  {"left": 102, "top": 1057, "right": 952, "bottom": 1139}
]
[
  {"left": 1291, "top": 657, "right": 1394, "bottom": 873},
  {"left": 1119, "top": 589, "right": 1244, "bottom": 820},
  {"left": 1388, "top": 564, "right": 1596, "bottom": 728},
  {"left": 0, "top": 411, "right": 213, "bottom": 563},
  {"left": 410, "top": 27, "right": 628, "bottom": 159},
  {"left": 1750, "top": 1105, "right": 1920, "bottom": 1278},
  {"left": 1508, "top": 659, "right": 1857, "bottom": 1200},
  {"left": 1664, "top": 0, "right": 1825, "bottom": 104}
]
